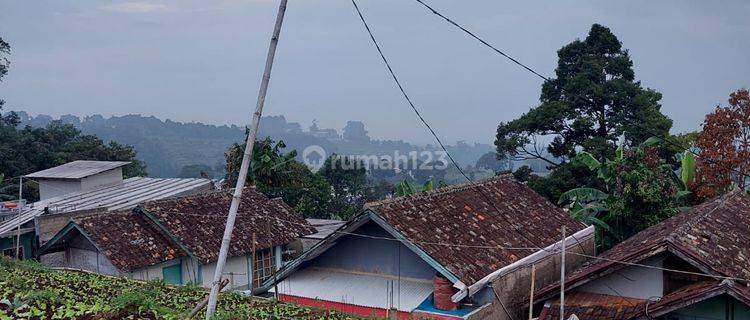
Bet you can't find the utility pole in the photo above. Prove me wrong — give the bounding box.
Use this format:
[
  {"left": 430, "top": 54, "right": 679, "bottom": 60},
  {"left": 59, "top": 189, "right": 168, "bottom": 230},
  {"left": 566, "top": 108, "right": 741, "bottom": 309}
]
[
  {"left": 559, "top": 226, "right": 566, "bottom": 320},
  {"left": 204, "top": 0, "right": 288, "bottom": 318}
]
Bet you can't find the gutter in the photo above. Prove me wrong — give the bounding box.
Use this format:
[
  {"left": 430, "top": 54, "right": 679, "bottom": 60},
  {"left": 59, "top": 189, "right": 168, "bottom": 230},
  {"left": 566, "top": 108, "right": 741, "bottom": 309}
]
[{"left": 451, "top": 225, "right": 595, "bottom": 302}]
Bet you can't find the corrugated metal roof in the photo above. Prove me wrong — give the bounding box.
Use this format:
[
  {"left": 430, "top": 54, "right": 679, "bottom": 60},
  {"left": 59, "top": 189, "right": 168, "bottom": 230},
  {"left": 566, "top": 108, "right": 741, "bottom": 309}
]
[
  {"left": 304, "top": 218, "right": 345, "bottom": 240},
  {"left": 0, "top": 177, "right": 212, "bottom": 236},
  {"left": 273, "top": 267, "right": 433, "bottom": 312},
  {"left": 24, "top": 160, "right": 130, "bottom": 179}
]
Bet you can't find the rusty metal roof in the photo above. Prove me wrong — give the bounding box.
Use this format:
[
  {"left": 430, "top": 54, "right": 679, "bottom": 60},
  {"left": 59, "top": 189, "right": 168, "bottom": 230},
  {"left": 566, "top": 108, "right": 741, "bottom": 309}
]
[
  {"left": 366, "top": 175, "right": 585, "bottom": 285},
  {"left": 139, "top": 188, "right": 316, "bottom": 264}
]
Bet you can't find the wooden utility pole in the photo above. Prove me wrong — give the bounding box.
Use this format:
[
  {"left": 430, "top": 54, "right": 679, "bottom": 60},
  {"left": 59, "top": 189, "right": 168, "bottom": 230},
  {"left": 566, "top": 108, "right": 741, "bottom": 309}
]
[
  {"left": 559, "top": 226, "right": 566, "bottom": 320},
  {"left": 204, "top": 0, "right": 288, "bottom": 318},
  {"left": 528, "top": 264, "right": 536, "bottom": 320}
]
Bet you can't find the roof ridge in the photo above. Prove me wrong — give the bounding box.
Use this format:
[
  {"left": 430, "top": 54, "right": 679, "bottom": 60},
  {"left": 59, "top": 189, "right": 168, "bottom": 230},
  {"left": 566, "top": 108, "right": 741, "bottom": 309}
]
[
  {"left": 365, "top": 174, "right": 515, "bottom": 208},
  {"left": 666, "top": 190, "right": 741, "bottom": 243},
  {"left": 74, "top": 208, "right": 130, "bottom": 223}
]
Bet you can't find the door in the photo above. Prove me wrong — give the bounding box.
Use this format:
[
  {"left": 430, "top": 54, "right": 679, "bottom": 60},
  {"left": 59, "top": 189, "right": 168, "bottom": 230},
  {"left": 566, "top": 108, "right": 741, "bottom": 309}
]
[{"left": 162, "top": 263, "right": 182, "bottom": 285}]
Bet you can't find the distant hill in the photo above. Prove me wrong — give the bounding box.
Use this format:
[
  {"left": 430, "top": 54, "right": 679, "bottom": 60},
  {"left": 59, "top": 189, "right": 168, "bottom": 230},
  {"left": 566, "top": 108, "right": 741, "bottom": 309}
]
[{"left": 13, "top": 112, "right": 493, "bottom": 178}]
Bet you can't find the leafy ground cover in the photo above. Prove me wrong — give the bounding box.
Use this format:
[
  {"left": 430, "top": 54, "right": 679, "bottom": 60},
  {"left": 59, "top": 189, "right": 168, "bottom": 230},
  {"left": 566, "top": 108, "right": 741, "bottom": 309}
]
[{"left": 0, "top": 258, "right": 366, "bottom": 319}]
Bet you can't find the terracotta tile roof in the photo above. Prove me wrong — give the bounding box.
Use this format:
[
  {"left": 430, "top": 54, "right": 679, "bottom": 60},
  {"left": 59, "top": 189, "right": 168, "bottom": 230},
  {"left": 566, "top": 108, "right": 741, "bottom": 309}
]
[
  {"left": 75, "top": 210, "right": 186, "bottom": 272},
  {"left": 538, "top": 280, "right": 750, "bottom": 320},
  {"left": 139, "top": 188, "right": 315, "bottom": 264},
  {"left": 538, "top": 291, "right": 646, "bottom": 320},
  {"left": 537, "top": 190, "right": 750, "bottom": 300},
  {"left": 365, "top": 175, "right": 585, "bottom": 285}
]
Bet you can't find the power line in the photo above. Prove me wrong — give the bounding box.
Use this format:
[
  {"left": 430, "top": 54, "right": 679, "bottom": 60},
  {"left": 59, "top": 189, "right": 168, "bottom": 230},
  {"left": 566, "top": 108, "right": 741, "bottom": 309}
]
[
  {"left": 411, "top": 0, "right": 549, "bottom": 81},
  {"left": 409, "top": 0, "right": 750, "bottom": 183},
  {"left": 177, "top": 194, "right": 748, "bottom": 284},
  {"left": 350, "top": 0, "right": 545, "bottom": 252}
]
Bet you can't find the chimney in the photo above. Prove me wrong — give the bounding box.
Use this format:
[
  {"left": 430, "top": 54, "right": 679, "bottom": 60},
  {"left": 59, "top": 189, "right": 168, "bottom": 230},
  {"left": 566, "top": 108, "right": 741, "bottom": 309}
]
[{"left": 433, "top": 274, "right": 459, "bottom": 311}]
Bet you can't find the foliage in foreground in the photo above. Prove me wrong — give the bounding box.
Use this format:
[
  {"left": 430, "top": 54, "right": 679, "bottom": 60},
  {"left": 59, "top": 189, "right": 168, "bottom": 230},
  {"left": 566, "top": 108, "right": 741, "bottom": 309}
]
[{"left": 0, "top": 258, "right": 365, "bottom": 320}]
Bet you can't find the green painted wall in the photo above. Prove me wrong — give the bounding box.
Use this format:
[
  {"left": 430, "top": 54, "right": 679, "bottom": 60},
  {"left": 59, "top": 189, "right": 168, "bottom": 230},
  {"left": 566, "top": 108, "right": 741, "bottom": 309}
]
[
  {"left": 0, "top": 233, "right": 35, "bottom": 260},
  {"left": 663, "top": 295, "right": 750, "bottom": 320},
  {"left": 162, "top": 263, "right": 182, "bottom": 285}
]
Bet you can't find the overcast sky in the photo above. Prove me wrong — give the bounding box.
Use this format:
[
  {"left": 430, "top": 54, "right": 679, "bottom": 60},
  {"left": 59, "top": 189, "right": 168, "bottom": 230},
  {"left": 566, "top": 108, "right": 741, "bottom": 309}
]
[{"left": 1, "top": 1, "right": 748, "bottom": 144}]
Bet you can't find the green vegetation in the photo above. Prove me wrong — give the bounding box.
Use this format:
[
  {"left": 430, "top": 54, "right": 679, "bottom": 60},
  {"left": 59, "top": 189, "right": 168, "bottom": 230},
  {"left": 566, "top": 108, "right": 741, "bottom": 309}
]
[
  {"left": 0, "top": 258, "right": 366, "bottom": 320},
  {"left": 225, "top": 141, "right": 392, "bottom": 220},
  {"left": 0, "top": 37, "right": 146, "bottom": 202},
  {"left": 558, "top": 145, "right": 686, "bottom": 249},
  {"left": 497, "top": 24, "right": 675, "bottom": 202}
]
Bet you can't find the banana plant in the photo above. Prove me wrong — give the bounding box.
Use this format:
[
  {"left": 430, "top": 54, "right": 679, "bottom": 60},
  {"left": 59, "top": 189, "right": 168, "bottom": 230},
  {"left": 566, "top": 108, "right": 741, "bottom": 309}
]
[
  {"left": 641, "top": 136, "right": 697, "bottom": 202},
  {"left": 558, "top": 187, "right": 612, "bottom": 233},
  {"left": 395, "top": 179, "right": 435, "bottom": 196}
]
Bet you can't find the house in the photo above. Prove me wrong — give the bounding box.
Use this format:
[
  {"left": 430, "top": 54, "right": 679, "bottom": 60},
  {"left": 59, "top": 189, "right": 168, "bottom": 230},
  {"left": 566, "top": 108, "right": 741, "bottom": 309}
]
[
  {"left": 0, "top": 161, "right": 212, "bottom": 260},
  {"left": 265, "top": 175, "right": 596, "bottom": 320},
  {"left": 38, "top": 188, "right": 315, "bottom": 289},
  {"left": 534, "top": 190, "right": 750, "bottom": 320},
  {"left": 24, "top": 160, "right": 131, "bottom": 200}
]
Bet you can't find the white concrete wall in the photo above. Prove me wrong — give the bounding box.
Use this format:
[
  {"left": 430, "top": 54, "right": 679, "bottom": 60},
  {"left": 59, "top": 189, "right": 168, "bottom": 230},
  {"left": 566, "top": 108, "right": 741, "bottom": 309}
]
[
  {"left": 130, "top": 259, "right": 183, "bottom": 282},
  {"left": 80, "top": 168, "right": 123, "bottom": 191},
  {"left": 39, "top": 179, "right": 82, "bottom": 200},
  {"left": 67, "top": 248, "right": 120, "bottom": 275},
  {"left": 201, "top": 255, "right": 251, "bottom": 290},
  {"left": 576, "top": 256, "right": 664, "bottom": 299}
]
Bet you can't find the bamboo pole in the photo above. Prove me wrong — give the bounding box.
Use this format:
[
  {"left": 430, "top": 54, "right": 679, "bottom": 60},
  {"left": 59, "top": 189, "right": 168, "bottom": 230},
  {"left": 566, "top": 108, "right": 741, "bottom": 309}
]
[
  {"left": 15, "top": 177, "right": 22, "bottom": 260},
  {"left": 528, "top": 264, "right": 536, "bottom": 320},
  {"left": 186, "top": 279, "right": 229, "bottom": 319},
  {"left": 560, "top": 226, "right": 566, "bottom": 320},
  {"left": 205, "top": 0, "right": 288, "bottom": 318}
]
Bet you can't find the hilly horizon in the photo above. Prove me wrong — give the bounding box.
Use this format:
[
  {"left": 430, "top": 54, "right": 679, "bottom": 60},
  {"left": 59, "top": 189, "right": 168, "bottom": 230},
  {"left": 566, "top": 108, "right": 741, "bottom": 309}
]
[{"left": 12, "top": 110, "right": 495, "bottom": 178}]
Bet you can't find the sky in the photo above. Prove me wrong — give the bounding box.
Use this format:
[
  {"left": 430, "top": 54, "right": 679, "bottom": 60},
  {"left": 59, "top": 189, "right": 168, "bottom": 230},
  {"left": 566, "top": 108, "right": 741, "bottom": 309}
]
[{"left": 0, "top": 0, "right": 748, "bottom": 145}]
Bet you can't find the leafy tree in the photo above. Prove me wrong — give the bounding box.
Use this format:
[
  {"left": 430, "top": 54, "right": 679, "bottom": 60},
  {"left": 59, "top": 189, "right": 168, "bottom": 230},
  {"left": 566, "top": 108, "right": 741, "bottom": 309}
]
[
  {"left": 693, "top": 89, "right": 750, "bottom": 200},
  {"left": 224, "top": 137, "right": 333, "bottom": 218},
  {"left": 318, "top": 155, "right": 373, "bottom": 220},
  {"left": 0, "top": 173, "right": 15, "bottom": 201},
  {"left": 395, "top": 179, "right": 436, "bottom": 197},
  {"left": 495, "top": 24, "right": 672, "bottom": 166},
  {"left": 0, "top": 36, "right": 9, "bottom": 84},
  {"left": 560, "top": 146, "right": 683, "bottom": 248},
  {"left": 0, "top": 121, "right": 146, "bottom": 201}
]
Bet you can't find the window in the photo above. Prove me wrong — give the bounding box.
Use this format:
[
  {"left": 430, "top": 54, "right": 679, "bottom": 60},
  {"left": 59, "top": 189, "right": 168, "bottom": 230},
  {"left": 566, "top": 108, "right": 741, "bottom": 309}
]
[
  {"left": 2, "top": 247, "right": 23, "bottom": 260},
  {"left": 251, "top": 248, "right": 276, "bottom": 287}
]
